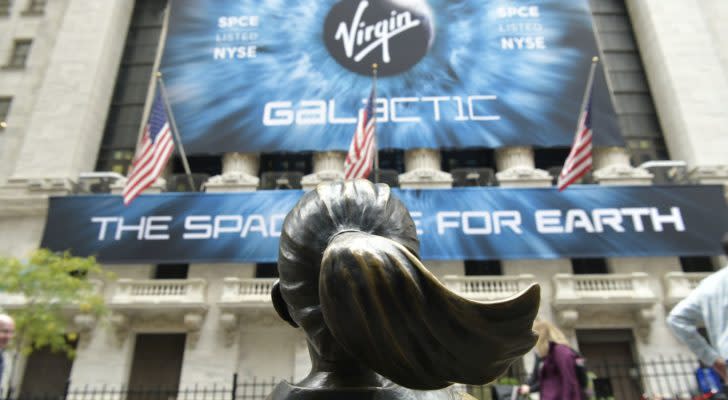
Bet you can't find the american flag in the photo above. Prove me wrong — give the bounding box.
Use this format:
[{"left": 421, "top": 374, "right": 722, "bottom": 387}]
[
  {"left": 557, "top": 78, "right": 595, "bottom": 191},
  {"left": 344, "top": 87, "right": 377, "bottom": 180},
  {"left": 122, "top": 88, "right": 175, "bottom": 205}
]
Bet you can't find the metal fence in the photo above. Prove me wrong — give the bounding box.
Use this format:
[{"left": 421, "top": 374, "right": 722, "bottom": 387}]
[{"left": 2, "top": 355, "right": 720, "bottom": 400}]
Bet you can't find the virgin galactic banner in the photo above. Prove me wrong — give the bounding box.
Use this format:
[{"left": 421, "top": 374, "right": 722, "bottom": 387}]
[
  {"left": 161, "top": 0, "right": 623, "bottom": 154},
  {"left": 41, "top": 186, "right": 728, "bottom": 264}
]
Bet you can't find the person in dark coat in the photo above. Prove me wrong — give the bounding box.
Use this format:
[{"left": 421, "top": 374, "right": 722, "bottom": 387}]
[{"left": 519, "top": 319, "right": 583, "bottom": 400}]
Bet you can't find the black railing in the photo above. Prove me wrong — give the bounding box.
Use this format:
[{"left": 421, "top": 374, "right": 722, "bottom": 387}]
[{"left": 2, "top": 356, "right": 720, "bottom": 400}]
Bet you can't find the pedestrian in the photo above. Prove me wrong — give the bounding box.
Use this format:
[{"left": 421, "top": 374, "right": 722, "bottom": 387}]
[
  {"left": 667, "top": 233, "right": 728, "bottom": 384},
  {"left": 0, "top": 313, "right": 15, "bottom": 383},
  {"left": 518, "top": 319, "right": 583, "bottom": 400}
]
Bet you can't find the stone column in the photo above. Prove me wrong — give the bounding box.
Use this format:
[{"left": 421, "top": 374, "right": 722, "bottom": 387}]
[
  {"left": 592, "top": 147, "right": 652, "bottom": 186},
  {"left": 204, "top": 152, "right": 259, "bottom": 192},
  {"left": 494, "top": 147, "right": 551, "bottom": 188},
  {"left": 6, "top": 1, "right": 134, "bottom": 192},
  {"left": 625, "top": 0, "right": 728, "bottom": 167},
  {"left": 398, "top": 148, "right": 453, "bottom": 189},
  {"left": 301, "top": 151, "right": 346, "bottom": 191}
]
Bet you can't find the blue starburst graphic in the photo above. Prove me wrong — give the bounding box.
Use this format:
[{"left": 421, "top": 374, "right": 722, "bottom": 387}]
[{"left": 161, "top": 0, "right": 622, "bottom": 155}]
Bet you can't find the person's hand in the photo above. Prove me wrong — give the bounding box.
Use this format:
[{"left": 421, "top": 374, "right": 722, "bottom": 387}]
[
  {"left": 517, "top": 385, "right": 530, "bottom": 395},
  {"left": 713, "top": 358, "right": 727, "bottom": 381}
]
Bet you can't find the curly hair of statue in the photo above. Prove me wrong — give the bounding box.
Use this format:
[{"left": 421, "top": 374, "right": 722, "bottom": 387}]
[{"left": 268, "top": 180, "right": 540, "bottom": 400}]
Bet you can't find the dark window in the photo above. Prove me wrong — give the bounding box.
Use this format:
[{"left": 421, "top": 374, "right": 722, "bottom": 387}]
[
  {"left": 154, "top": 264, "right": 189, "bottom": 279},
  {"left": 0, "top": 0, "right": 11, "bottom": 16},
  {"left": 127, "top": 334, "right": 185, "bottom": 396},
  {"left": 377, "top": 149, "right": 405, "bottom": 173},
  {"left": 589, "top": 0, "right": 669, "bottom": 164},
  {"left": 0, "top": 97, "right": 11, "bottom": 129},
  {"left": 534, "top": 148, "right": 571, "bottom": 184},
  {"left": 96, "top": 0, "right": 168, "bottom": 174},
  {"left": 5, "top": 39, "right": 31, "bottom": 68},
  {"left": 22, "top": 0, "right": 44, "bottom": 14},
  {"left": 443, "top": 149, "right": 497, "bottom": 187},
  {"left": 571, "top": 258, "right": 609, "bottom": 274},
  {"left": 259, "top": 152, "right": 311, "bottom": 190},
  {"left": 441, "top": 148, "right": 495, "bottom": 171},
  {"left": 19, "top": 337, "right": 78, "bottom": 397},
  {"left": 255, "top": 263, "right": 279, "bottom": 278},
  {"left": 680, "top": 256, "right": 715, "bottom": 273},
  {"left": 259, "top": 152, "right": 312, "bottom": 174},
  {"left": 167, "top": 155, "right": 221, "bottom": 192},
  {"left": 465, "top": 260, "right": 502, "bottom": 276},
  {"left": 576, "top": 328, "right": 641, "bottom": 400}
]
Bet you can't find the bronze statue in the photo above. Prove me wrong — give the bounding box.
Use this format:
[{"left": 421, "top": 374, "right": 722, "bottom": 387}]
[{"left": 269, "top": 180, "right": 540, "bottom": 399}]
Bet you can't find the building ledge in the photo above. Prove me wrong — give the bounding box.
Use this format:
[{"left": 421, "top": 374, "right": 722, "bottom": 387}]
[
  {"left": 552, "top": 273, "right": 658, "bottom": 334},
  {"left": 663, "top": 271, "right": 710, "bottom": 309},
  {"left": 442, "top": 274, "right": 536, "bottom": 302}
]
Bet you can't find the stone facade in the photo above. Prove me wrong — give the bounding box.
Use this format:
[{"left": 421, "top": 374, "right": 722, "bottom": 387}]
[{"left": 0, "top": 0, "right": 727, "bottom": 393}]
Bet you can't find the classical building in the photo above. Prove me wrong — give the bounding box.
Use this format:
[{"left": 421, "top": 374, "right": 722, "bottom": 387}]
[{"left": 1, "top": 0, "right": 727, "bottom": 398}]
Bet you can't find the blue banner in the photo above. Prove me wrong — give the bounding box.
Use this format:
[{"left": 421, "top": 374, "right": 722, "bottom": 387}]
[
  {"left": 41, "top": 186, "right": 728, "bottom": 263},
  {"left": 161, "top": 0, "right": 623, "bottom": 154}
]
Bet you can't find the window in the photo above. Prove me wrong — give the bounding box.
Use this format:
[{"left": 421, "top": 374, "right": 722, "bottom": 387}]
[
  {"left": 22, "top": 0, "right": 44, "bottom": 14},
  {"left": 255, "top": 263, "right": 279, "bottom": 278},
  {"left": 679, "top": 256, "right": 715, "bottom": 273},
  {"left": 153, "top": 264, "right": 189, "bottom": 279},
  {"left": 96, "top": 0, "right": 167, "bottom": 174},
  {"left": 441, "top": 148, "right": 495, "bottom": 171},
  {"left": 464, "top": 260, "right": 502, "bottom": 276},
  {"left": 5, "top": 39, "right": 32, "bottom": 68},
  {"left": 0, "top": 0, "right": 11, "bottom": 16},
  {"left": 589, "top": 0, "right": 669, "bottom": 164},
  {"left": 571, "top": 258, "right": 609, "bottom": 274},
  {"left": 0, "top": 97, "right": 11, "bottom": 130},
  {"left": 534, "top": 147, "right": 571, "bottom": 184}
]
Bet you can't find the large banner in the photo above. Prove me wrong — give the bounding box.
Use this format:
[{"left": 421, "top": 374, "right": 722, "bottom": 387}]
[
  {"left": 41, "top": 186, "right": 728, "bottom": 264},
  {"left": 161, "top": 0, "right": 623, "bottom": 154}
]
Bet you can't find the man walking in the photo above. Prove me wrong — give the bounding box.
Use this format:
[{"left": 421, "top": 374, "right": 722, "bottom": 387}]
[
  {"left": 667, "top": 233, "right": 728, "bottom": 381},
  {"left": 0, "top": 313, "right": 15, "bottom": 383}
]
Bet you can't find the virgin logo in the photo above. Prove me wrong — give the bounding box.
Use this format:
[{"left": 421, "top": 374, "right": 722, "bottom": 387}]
[
  {"left": 334, "top": 1, "right": 421, "bottom": 64},
  {"left": 324, "top": 0, "right": 434, "bottom": 76}
]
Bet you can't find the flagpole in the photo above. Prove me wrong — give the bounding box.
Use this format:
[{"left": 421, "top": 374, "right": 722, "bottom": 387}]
[
  {"left": 372, "top": 63, "right": 379, "bottom": 184},
  {"left": 575, "top": 56, "right": 599, "bottom": 133},
  {"left": 157, "top": 73, "right": 196, "bottom": 191}
]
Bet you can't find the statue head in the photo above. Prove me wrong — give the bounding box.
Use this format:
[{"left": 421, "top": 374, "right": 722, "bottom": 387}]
[{"left": 272, "top": 180, "right": 540, "bottom": 390}]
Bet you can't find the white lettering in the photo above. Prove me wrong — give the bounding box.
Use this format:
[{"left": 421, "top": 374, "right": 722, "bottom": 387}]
[
  {"left": 92, "top": 217, "right": 118, "bottom": 240},
  {"left": 241, "top": 215, "right": 268, "bottom": 237},
  {"left": 213, "top": 215, "right": 242, "bottom": 238},
  {"left": 115, "top": 217, "right": 145, "bottom": 240},
  {"left": 334, "top": 1, "right": 421, "bottom": 63},
  {"left": 535, "top": 210, "right": 563, "bottom": 234},
  {"left": 144, "top": 216, "right": 171, "bottom": 240},
  {"left": 500, "top": 36, "right": 546, "bottom": 50},
  {"left": 218, "top": 16, "right": 260, "bottom": 28},
  {"left": 391, "top": 97, "right": 421, "bottom": 122},
  {"left": 262, "top": 95, "right": 501, "bottom": 126},
  {"left": 620, "top": 207, "right": 651, "bottom": 232},
  {"left": 184, "top": 216, "right": 212, "bottom": 239},
  {"left": 494, "top": 211, "right": 522, "bottom": 234},
  {"left": 409, "top": 211, "right": 424, "bottom": 235},
  {"left": 213, "top": 46, "right": 257, "bottom": 60},
  {"left": 651, "top": 207, "right": 685, "bottom": 232}
]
